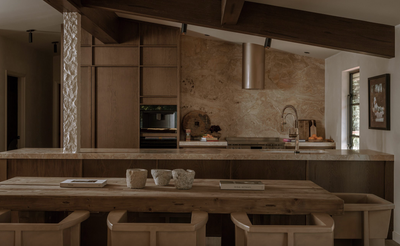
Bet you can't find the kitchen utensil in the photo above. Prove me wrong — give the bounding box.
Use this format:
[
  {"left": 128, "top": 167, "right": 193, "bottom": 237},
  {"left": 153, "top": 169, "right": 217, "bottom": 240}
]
[
  {"left": 310, "top": 120, "right": 317, "bottom": 136},
  {"left": 298, "top": 120, "right": 311, "bottom": 140}
]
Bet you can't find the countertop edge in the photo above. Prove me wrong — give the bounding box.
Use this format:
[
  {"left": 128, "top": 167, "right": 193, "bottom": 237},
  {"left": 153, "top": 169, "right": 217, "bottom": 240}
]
[{"left": 0, "top": 148, "right": 394, "bottom": 161}]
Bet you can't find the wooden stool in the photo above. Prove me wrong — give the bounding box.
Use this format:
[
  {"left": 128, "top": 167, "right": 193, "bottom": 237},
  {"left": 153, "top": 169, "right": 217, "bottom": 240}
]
[
  {"left": 333, "top": 193, "right": 395, "bottom": 246},
  {"left": 0, "top": 210, "right": 89, "bottom": 246},
  {"left": 231, "top": 212, "right": 334, "bottom": 246},
  {"left": 107, "top": 210, "right": 208, "bottom": 246}
]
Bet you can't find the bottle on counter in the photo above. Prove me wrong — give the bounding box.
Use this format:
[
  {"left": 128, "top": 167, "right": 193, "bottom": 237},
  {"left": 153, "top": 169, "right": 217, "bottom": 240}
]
[
  {"left": 310, "top": 120, "right": 317, "bottom": 137},
  {"left": 186, "top": 129, "right": 191, "bottom": 141}
]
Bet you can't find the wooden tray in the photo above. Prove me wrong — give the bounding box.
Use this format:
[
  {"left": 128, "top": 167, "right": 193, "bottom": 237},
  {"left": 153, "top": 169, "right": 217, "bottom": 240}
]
[{"left": 307, "top": 139, "right": 325, "bottom": 142}]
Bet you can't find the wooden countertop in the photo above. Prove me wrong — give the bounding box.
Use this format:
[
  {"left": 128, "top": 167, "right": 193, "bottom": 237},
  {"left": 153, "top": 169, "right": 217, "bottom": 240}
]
[
  {"left": 0, "top": 177, "right": 344, "bottom": 215},
  {"left": 0, "top": 148, "right": 393, "bottom": 161}
]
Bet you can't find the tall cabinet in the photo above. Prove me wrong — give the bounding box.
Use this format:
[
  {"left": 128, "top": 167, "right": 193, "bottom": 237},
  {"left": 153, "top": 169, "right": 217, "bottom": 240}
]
[{"left": 79, "top": 20, "right": 180, "bottom": 148}]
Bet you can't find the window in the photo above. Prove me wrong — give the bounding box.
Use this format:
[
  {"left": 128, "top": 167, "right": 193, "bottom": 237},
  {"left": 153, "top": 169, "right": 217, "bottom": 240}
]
[{"left": 348, "top": 71, "right": 360, "bottom": 149}]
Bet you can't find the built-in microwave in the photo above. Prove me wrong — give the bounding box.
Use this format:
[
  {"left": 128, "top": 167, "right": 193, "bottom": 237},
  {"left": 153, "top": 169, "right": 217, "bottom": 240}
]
[
  {"left": 140, "top": 105, "right": 177, "bottom": 149},
  {"left": 140, "top": 105, "right": 177, "bottom": 130}
]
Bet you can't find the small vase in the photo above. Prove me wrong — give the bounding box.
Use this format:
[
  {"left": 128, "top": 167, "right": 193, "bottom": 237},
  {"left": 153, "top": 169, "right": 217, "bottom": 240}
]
[
  {"left": 172, "top": 169, "right": 196, "bottom": 190},
  {"left": 126, "top": 169, "right": 148, "bottom": 189},
  {"left": 151, "top": 169, "right": 172, "bottom": 186}
]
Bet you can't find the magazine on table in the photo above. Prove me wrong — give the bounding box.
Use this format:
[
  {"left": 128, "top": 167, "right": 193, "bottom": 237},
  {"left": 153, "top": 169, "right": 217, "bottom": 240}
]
[{"left": 219, "top": 180, "right": 265, "bottom": 190}]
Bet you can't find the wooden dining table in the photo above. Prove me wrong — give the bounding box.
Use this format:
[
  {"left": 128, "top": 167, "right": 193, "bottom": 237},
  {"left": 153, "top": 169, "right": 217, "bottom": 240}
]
[{"left": 0, "top": 177, "right": 343, "bottom": 215}]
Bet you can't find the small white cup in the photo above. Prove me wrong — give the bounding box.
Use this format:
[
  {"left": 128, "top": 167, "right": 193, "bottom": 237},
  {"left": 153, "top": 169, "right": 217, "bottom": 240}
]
[
  {"left": 151, "top": 169, "right": 172, "bottom": 186},
  {"left": 172, "top": 169, "right": 196, "bottom": 190},
  {"left": 126, "top": 169, "right": 148, "bottom": 189}
]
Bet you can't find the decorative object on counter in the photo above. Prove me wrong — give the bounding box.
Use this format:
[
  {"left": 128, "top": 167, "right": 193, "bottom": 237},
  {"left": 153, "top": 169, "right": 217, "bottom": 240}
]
[
  {"left": 368, "top": 74, "right": 390, "bottom": 130},
  {"left": 151, "top": 169, "right": 172, "bottom": 186},
  {"left": 201, "top": 134, "right": 218, "bottom": 142},
  {"left": 185, "top": 129, "right": 191, "bottom": 141},
  {"left": 220, "top": 180, "right": 265, "bottom": 190},
  {"left": 172, "top": 169, "right": 196, "bottom": 190},
  {"left": 182, "top": 110, "right": 211, "bottom": 137},
  {"left": 60, "top": 179, "right": 107, "bottom": 188},
  {"left": 308, "top": 134, "right": 323, "bottom": 141},
  {"left": 210, "top": 125, "right": 222, "bottom": 139},
  {"left": 126, "top": 169, "right": 148, "bottom": 189}
]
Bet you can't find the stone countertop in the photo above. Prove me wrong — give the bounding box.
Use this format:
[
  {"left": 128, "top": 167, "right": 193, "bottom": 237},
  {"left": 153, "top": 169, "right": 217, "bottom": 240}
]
[
  {"left": 0, "top": 148, "right": 393, "bottom": 161},
  {"left": 285, "top": 142, "right": 336, "bottom": 147},
  {"left": 179, "top": 141, "right": 336, "bottom": 148}
]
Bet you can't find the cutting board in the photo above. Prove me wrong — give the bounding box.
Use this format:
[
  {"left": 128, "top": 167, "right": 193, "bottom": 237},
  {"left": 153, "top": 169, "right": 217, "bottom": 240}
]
[
  {"left": 298, "top": 120, "right": 311, "bottom": 140},
  {"left": 310, "top": 120, "right": 317, "bottom": 136},
  {"left": 182, "top": 110, "right": 211, "bottom": 137}
]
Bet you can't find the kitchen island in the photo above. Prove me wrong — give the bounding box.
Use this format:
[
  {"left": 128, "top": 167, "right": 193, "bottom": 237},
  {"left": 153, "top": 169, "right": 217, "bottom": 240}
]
[
  {"left": 0, "top": 148, "right": 394, "bottom": 242},
  {"left": 0, "top": 148, "right": 393, "bottom": 203}
]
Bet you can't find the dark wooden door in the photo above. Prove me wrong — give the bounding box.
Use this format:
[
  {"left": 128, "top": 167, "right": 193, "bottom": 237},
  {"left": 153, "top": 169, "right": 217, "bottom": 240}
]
[{"left": 7, "top": 75, "right": 18, "bottom": 151}]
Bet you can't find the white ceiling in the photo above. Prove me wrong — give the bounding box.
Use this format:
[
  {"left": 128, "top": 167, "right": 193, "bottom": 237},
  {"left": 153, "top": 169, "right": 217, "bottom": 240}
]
[
  {"left": 0, "top": 0, "right": 399, "bottom": 58},
  {"left": 0, "top": 0, "right": 62, "bottom": 55}
]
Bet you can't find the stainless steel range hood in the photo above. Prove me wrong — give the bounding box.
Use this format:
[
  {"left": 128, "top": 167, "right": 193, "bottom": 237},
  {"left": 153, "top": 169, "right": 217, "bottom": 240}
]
[{"left": 242, "top": 43, "right": 265, "bottom": 90}]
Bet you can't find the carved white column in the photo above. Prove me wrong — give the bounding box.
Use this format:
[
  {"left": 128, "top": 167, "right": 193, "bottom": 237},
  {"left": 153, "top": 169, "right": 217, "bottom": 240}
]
[{"left": 63, "top": 12, "right": 81, "bottom": 153}]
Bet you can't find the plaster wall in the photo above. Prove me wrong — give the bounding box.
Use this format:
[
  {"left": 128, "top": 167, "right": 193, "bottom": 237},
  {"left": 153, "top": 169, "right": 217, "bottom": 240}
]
[
  {"left": 325, "top": 25, "right": 400, "bottom": 241},
  {"left": 180, "top": 36, "right": 325, "bottom": 139},
  {"left": 0, "top": 35, "right": 53, "bottom": 151}
]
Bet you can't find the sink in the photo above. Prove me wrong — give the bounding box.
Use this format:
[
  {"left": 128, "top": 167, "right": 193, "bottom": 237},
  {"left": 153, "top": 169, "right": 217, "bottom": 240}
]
[{"left": 262, "top": 149, "right": 326, "bottom": 154}]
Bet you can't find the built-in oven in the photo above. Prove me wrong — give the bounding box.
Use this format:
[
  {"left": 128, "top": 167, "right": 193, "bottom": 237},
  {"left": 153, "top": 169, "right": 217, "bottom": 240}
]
[{"left": 140, "top": 105, "right": 177, "bottom": 148}]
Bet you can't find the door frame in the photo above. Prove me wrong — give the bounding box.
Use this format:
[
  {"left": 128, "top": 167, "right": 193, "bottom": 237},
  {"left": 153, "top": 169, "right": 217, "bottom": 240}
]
[{"left": 4, "top": 70, "right": 26, "bottom": 150}]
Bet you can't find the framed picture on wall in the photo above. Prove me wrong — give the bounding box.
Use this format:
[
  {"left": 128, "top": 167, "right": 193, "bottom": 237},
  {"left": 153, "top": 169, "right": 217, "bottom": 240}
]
[{"left": 368, "top": 74, "right": 390, "bottom": 130}]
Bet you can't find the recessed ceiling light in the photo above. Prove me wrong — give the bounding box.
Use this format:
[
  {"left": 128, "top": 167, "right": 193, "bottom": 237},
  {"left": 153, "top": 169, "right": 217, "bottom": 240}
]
[{"left": 304, "top": 52, "right": 310, "bottom": 54}]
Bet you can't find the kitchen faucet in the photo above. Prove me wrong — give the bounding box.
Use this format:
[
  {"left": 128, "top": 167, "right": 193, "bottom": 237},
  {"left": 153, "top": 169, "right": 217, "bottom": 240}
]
[{"left": 281, "top": 105, "right": 300, "bottom": 153}]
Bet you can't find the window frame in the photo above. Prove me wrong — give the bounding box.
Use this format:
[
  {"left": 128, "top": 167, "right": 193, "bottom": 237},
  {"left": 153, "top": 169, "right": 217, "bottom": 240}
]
[{"left": 348, "top": 70, "right": 360, "bottom": 149}]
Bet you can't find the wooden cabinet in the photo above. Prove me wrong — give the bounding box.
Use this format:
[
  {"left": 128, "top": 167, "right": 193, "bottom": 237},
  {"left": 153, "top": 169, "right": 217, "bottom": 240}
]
[
  {"left": 80, "top": 24, "right": 139, "bottom": 148},
  {"left": 138, "top": 23, "right": 181, "bottom": 147},
  {"left": 96, "top": 67, "right": 139, "bottom": 148},
  {"left": 139, "top": 23, "right": 179, "bottom": 104},
  {"left": 78, "top": 20, "right": 180, "bottom": 148}
]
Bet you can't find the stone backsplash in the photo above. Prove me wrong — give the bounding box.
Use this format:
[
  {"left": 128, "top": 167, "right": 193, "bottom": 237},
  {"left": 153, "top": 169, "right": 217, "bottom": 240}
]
[{"left": 180, "top": 36, "right": 325, "bottom": 140}]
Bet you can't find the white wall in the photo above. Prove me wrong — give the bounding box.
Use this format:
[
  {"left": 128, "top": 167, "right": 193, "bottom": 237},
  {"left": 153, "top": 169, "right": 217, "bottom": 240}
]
[
  {"left": 0, "top": 35, "right": 53, "bottom": 151},
  {"left": 325, "top": 25, "right": 400, "bottom": 241}
]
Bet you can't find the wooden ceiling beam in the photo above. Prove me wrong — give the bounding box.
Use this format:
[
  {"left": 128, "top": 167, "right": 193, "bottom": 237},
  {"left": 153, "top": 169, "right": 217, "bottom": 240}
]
[
  {"left": 81, "top": 0, "right": 394, "bottom": 58},
  {"left": 43, "top": 0, "right": 119, "bottom": 44},
  {"left": 221, "top": 0, "right": 245, "bottom": 25}
]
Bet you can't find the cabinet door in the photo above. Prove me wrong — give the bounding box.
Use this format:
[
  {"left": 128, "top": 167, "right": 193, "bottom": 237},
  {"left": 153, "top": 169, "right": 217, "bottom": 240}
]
[
  {"left": 96, "top": 67, "right": 139, "bottom": 148},
  {"left": 81, "top": 67, "right": 93, "bottom": 148}
]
